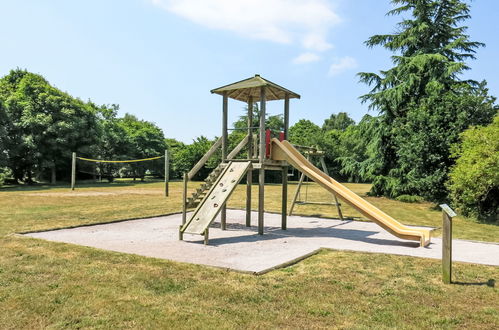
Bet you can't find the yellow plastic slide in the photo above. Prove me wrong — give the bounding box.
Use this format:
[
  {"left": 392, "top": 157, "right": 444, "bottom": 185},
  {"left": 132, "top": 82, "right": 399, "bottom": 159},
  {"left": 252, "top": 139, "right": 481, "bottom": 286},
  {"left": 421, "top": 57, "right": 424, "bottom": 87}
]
[{"left": 271, "top": 139, "right": 431, "bottom": 247}]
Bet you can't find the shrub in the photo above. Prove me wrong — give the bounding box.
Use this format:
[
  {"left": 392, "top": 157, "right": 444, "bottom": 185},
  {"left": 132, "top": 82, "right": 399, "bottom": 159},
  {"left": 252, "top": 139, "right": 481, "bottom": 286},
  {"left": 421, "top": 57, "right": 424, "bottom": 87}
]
[
  {"left": 448, "top": 116, "right": 499, "bottom": 223},
  {"left": 395, "top": 195, "right": 425, "bottom": 203}
]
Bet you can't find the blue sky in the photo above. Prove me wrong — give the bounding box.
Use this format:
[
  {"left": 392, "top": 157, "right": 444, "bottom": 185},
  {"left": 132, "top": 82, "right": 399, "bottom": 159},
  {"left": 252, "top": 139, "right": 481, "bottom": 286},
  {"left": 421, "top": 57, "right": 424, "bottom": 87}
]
[{"left": 1, "top": 0, "right": 497, "bottom": 143}]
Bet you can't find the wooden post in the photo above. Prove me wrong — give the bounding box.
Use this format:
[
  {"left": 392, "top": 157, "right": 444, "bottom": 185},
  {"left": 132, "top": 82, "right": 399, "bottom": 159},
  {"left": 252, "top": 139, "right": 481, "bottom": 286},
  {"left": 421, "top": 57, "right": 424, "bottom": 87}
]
[
  {"left": 221, "top": 92, "right": 228, "bottom": 230},
  {"left": 164, "top": 149, "right": 169, "bottom": 197},
  {"left": 319, "top": 156, "right": 344, "bottom": 221},
  {"left": 440, "top": 204, "right": 456, "bottom": 284},
  {"left": 182, "top": 172, "right": 188, "bottom": 225},
  {"left": 204, "top": 228, "right": 209, "bottom": 245},
  {"left": 289, "top": 171, "right": 305, "bottom": 215},
  {"left": 71, "top": 152, "right": 76, "bottom": 190},
  {"left": 258, "top": 86, "right": 266, "bottom": 235},
  {"left": 282, "top": 93, "right": 289, "bottom": 229},
  {"left": 246, "top": 96, "right": 253, "bottom": 227},
  {"left": 284, "top": 93, "right": 289, "bottom": 140},
  {"left": 179, "top": 225, "right": 183, "bottom": 241},
  {"left": 282, "top": 166, "right": 288, "bottom": 230}
]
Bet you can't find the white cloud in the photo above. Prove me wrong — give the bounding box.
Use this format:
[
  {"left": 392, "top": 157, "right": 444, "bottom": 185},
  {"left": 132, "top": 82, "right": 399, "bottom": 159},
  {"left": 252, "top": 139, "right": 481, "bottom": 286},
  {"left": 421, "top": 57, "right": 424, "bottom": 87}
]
[
  {"left": 328, "top": 56, "right": 358, "bottom": 76},
  {"left": 293, "top": 52, "right": 321, "bottom": 64},
  {"left": 151, "top": 0, "right": 340, "bottom": 52}
]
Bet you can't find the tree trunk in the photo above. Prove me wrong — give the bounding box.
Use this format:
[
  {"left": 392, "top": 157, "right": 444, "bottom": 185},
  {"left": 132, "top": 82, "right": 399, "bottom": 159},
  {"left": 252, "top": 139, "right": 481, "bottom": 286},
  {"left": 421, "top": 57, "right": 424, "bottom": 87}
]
[{"left": 51, "top": 163, "right": 56, "bottom": 185}]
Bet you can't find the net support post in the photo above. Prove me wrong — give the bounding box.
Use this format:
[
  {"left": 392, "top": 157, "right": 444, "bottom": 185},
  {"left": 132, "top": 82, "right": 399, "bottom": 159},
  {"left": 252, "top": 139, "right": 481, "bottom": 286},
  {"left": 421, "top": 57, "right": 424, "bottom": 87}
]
[
  {"left": 440, "top": 204, "right": 456, "bottom": 284},
  {"left": 71, "top": 152, "right": 76, "bottom": 190},
  {"left": 164, "top": 149, "right": 169, "bottom": 197}
]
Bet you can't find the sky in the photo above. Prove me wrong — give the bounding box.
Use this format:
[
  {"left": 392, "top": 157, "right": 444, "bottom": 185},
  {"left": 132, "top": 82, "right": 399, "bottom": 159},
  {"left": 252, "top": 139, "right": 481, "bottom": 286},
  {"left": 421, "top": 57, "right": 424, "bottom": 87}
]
[{"left": 1, "top": 0, "right": 498, "bottom": 143}]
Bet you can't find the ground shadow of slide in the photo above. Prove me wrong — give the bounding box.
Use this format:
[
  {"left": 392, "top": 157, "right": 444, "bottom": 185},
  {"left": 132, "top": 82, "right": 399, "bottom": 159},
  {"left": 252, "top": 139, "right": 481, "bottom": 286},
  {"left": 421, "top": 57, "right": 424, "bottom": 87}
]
[{"left": 203, "top": 222, "right": 420, "bottom": 248}]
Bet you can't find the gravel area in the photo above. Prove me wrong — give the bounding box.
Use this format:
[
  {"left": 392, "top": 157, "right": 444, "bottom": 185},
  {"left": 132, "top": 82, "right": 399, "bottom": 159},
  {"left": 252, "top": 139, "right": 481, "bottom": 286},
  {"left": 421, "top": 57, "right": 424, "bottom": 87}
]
[{"left": 25, "top": 209, "right": 499, "bottom": 273}]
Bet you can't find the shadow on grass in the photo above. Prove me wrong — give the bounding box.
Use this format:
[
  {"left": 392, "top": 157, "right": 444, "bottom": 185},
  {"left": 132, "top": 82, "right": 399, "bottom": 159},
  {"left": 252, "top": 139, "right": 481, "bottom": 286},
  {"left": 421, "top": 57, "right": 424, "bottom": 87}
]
[
  {"left": 453, "top": 279, "right": 495, "bottom": 287},
  {"left": 0, "top": 179, "right": 171, "bottom": 192}
]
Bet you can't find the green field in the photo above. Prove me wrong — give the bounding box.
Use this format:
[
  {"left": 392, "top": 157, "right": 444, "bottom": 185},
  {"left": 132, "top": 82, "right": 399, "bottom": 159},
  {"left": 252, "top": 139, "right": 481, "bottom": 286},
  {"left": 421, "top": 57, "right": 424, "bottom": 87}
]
[{"left": 1, "top": 181, "right": 498, "bottom": 328}]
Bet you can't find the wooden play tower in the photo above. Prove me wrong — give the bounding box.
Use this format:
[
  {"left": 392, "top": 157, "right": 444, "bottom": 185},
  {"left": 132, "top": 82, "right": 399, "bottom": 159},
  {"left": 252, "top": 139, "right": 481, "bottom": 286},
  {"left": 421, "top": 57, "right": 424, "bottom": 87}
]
[
  {"left": 179, "top": 74, "right": 432, "bottom": 247},
  {"left": 179, "top": 74, "right": 300, "bottom": 243}
]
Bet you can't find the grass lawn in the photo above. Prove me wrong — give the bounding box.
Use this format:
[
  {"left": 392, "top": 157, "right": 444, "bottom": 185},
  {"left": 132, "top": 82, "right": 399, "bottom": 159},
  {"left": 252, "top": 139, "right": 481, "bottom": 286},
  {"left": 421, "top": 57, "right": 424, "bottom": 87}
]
[{"left": 1, "top": 180, "right": 498, "bottom": 328}]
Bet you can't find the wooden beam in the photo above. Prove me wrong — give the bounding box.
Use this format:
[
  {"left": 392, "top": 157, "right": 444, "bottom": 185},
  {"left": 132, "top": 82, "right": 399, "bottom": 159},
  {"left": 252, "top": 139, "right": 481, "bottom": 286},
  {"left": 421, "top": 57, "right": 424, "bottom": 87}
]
[
  {"left": 289, "top": 172, "right": 305, "bottom": 216},
  {"left": 221, "top": 92, "right": 228, "bottom": 230},
  {"left": 440, "top": 204, "right": 456, "bottom": 284},
  {"left": 246, "top": 96, "right": 253, "bottom": 227},
  {"left": 282, "top": 166, "right": 287, "bottom": 230},
  {"left": 187, "top": 137, "right": 222, "bottom": 180},
  {"left": 267, "top": 86, "right": 279, "bottom": 100},
  {"left": 222, "top": 92, "right": 228, "bottom": 161},
  {"left": 319, "top": 156, "right": 343, "bottom": 220},
  {"left": 284, "top": 93, "right": 289, "bottom": 139},
  {"left": 258, "top": 86, "right": 266, "bottom": 235},
  {"left": 227, "top": 134, "right": 249, "bottom": 160}
]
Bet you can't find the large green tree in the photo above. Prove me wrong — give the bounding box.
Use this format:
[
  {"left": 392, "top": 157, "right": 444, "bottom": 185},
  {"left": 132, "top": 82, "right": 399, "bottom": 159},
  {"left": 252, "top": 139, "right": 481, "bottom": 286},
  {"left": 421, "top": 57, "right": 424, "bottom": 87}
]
[
  {"left": 358, "top": 0, "right": 497, "bottom": 201},
  {"left": 0, "top": 69, "right": 99, "bottom": 183}
]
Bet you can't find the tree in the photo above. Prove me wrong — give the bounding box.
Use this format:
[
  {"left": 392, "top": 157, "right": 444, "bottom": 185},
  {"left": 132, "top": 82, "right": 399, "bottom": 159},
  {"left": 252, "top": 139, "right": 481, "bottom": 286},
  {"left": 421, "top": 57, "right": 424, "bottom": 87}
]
[
  {"left": 448, "top": 116, "right": 499, "bottom": 223},
  {"left": 288, "top": 119, "right": 322, "bottom": 147},
  {"left": 114, "top": 114, "right": 166, "bottom": 180},
  {"left": 0, "top": 69, "right": 99, "bottom": 183},
  {"left": 173, "top": 136, "right": 214, "bottom": 180},
  {"left": 322, "top": 112, "right": 355, "bottom": 131},
  {"left": 358, "top": 0, "right": 497, "bottom": 201}
]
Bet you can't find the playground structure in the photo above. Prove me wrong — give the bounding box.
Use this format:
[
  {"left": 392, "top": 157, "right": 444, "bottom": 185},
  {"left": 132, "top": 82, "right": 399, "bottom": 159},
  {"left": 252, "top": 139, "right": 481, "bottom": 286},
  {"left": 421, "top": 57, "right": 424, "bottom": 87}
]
[{"left": 179, "top": 75, "right": 432, "bottom": 247}]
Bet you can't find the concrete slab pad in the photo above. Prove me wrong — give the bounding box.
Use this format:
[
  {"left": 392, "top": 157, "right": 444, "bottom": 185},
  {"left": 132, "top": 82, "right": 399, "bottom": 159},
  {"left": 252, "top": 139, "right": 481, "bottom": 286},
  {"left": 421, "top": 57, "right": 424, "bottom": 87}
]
[{"left": 24, "top": 210, "right": 499, "bottom": 273}]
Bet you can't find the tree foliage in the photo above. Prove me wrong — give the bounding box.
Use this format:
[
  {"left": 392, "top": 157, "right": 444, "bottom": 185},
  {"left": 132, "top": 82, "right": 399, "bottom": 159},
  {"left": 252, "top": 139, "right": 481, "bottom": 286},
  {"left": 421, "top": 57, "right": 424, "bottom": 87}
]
[
  {"left": 289, "top": 119, "right": 322, "bottom": 147},
  {"left": 448, "top": 116, "right": 499, "bottom": 223},
  {"left": 322, "top": 112, "right": 355, "bottom": 131},
  {"left": 0, "top": 69, "right": 99, "bottom": 183},
  {"left": 0, "top": 69, "right": 166, "bottom": 184},
  {"left": 358, "top": 0, "right": 497, "bottom": 201}
]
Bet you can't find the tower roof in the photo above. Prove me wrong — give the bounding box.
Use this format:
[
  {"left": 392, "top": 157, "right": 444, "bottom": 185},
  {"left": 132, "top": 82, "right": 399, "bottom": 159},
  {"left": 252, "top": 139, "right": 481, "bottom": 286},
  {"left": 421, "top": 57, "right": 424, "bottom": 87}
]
[{"left": 211, "top": 74, "right": 300, "bottom": 102}]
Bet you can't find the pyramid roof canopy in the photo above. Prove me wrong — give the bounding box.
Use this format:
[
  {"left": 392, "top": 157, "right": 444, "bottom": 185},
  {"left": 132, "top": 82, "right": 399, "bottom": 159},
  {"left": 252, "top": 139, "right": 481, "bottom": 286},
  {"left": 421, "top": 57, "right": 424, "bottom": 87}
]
[{"left": 211, "top": 74, "right": 300, "bottom": 102}]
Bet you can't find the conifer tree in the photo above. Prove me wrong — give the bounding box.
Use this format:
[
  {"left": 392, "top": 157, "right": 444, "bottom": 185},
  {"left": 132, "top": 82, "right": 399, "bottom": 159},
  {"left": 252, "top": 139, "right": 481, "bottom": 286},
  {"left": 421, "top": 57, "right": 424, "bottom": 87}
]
[{"left": 358, "top": 0, "right": 497, "bottom": 201}]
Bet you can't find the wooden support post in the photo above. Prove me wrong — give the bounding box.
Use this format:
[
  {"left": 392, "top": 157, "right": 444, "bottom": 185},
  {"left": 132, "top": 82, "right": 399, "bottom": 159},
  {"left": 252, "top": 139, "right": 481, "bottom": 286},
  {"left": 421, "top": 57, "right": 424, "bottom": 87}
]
[
  {"left": 284, "top": 94, "right": 289, "bottom": 140},
  {"left": 245, "top": 96, "right": 253, "bottom": 227},
  {"left": 164, "top": 149, "right": 169, "bottom": 197},
  {"left": 71, "top": 152, "right": 76, "bottom": 190},
  {"left": 258, "top": 86, "right": 266, "bottom": 235},
  {"left": 246, "top": 170, "right": 252, "bottom": 227},
  {"left": 182, "top": 172, "right": 188, "bottom": 225},
  {"left": 221, "top": 92, "right": 228, "bottom": 230},
  {"left": 282, "top": 93, "right": 290, "bottom": 229},
  {"left": 289, "top": 172, "right": 305, "bottom": 216},
  {"left": 204, "top": 228, "right": 209, "bottom": 245},
  {"left": 319, "top": 156, "right": 344, "bottom": 221},
  {"left": 282, "top": 166, "right": 288, "bottom": 230},
  {"left": 179, "top": 225, "right": 183, "bottom": 241},
  {"left": 440, "top": 204, "right": 456, "bottom": 284}
]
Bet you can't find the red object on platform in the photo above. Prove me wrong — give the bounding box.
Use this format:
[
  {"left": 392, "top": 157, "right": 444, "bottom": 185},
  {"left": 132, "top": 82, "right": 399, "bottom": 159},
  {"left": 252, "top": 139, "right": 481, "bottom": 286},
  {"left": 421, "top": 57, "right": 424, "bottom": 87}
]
[
  {"left": 279, "top": 131, "right": 285, "bottom": 141},
  {"left": 265, "top": 129, "right": 271, "bottom": 158}
]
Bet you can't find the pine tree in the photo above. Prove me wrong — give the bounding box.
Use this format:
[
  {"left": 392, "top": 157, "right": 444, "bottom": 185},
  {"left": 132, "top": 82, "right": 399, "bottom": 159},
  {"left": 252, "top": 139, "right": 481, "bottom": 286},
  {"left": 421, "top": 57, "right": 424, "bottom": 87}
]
[{"left": 358, "top": 0, "right": 497, "bottom": 201}]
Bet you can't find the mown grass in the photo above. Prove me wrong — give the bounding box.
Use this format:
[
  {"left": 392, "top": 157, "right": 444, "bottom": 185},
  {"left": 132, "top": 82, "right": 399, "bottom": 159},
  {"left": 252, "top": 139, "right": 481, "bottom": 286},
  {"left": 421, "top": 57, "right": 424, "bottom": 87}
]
[{"left": 1, "top": 180, "right": 498, "bottom": 329}]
